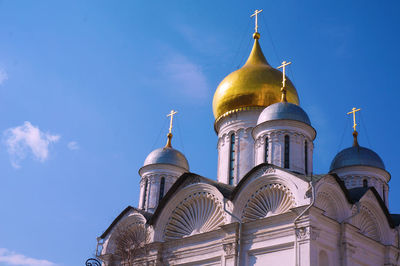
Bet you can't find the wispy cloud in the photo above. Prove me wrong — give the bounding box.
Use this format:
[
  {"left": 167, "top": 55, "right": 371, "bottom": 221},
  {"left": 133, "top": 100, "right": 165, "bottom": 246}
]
[
  {"left": 3, "top": 121, "right": 60, "bottom": 168},
  {"left": 67, "top": 141, "right": 79, "bottom": 150},
  {"left": 0, "top": 248, "right": 56, "bottom": 266},
  {"left": 160, "top": 52, "right": 209, "bottom": 99},
  {"left": 175, "top": 24, "right": 223, "bottom": 55},
  {"left": 0, "top": 68, "right": 8, "bottom": 85}
]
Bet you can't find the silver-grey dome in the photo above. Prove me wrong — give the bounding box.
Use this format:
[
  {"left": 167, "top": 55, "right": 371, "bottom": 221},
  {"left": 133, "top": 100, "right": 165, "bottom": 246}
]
[
  {"left": 257, "top": 102, "right": 311, "bottom": 126},
  {"left": 330, "top": 145, "right": 385, "bottom": 172},
  {"left": 144, "top": 146, "right": 189, "bottom": 170}
]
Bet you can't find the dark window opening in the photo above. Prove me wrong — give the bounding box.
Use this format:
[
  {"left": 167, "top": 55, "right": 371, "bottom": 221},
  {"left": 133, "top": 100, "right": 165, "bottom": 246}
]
[
  {"left": 265, "top": 137, "right": 269, "bottom": 163},
  {"left": 229, "top": 134, "right": 235, "bottom": 185},
  {"left": 159, "top": 177, "right": 165, "bottom": 202},
  {"left": 142, "top": 179, "right": 148, "bottom": 209},
  {"left": 363, "top": 179, "right": 368, "bottom": 188},
  {"left": 305, "top": 140, "right": 308, "bottom": 175},
  {"left": 284, "top": 135, "right": 290, "bottom": 169}
]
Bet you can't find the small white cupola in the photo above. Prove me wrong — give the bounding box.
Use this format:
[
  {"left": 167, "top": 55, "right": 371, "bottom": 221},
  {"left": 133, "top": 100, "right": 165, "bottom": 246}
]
[
  {"left": 330, "top": 123, "right": 390, "bottom": 206},
  {"left": 138, "top": 111, "right": 189, "bottom": 213},
  {"left": 253, "top": 100, "right": 316, "bottom": 175}
]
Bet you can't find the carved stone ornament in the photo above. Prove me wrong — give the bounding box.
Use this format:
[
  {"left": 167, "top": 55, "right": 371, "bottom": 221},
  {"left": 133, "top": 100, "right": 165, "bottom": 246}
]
[
  {"left": 344, "top": 241, "right": 357, "bottom": 257},
  {"left": 351, "top": 205, "right": 380, "bottom": 241},
  {"left": 295, "top": 227, "right": 310, "bottom": 240},
  {"left": 223, "top": 243, "right": 236, "bottom": 256},
  {"left": 242, "top": 183, "right": 294, "bottom": 222},
  {"left": 310, "top": 226, "right": 320, "bottom": 240},
  {"left": 164, "top": 192, "right": 225, "bottom": 240},
  {"left": 262, "top": 166, "right": 276, "bottom": 175}
]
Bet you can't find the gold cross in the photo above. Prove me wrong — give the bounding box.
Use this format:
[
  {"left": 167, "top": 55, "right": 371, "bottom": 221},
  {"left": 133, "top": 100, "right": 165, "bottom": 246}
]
[
  {"left": 167, "top": 110, "right": 178, "bottom": 134},
  {"left": 347, "top": 107, "right": 361, "bottom": 132},
  {"left": 277, "top": 61, "right": 292, "bottom": 102},
  {"left": 277, "top": 61, "right": 292, "bottom": 88},
  {"left": 250, "top": 9, "right": 263, "bottom": 33}
]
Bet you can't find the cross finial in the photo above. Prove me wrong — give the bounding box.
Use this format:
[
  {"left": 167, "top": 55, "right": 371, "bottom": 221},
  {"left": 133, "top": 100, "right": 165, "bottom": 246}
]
[
  {"left": 277, "top": 61, "right": 292, "bottom": 102},
  {"left": 167, "top": 110, "right": 178, "bottom": 134},
  {"left": 165, "top": 110, "right": 178, "bottom": 148},
  {"left": 347, "top": 107, "right": 361, "bottom": 132},
  {"left": 250, "top": 9, "right": 263, "bottom": 34}
]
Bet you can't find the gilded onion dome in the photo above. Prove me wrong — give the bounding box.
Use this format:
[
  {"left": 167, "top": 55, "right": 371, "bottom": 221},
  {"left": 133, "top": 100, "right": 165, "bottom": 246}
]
[{"left": 212, "top": 34, "right": 300, "bottom": 121}]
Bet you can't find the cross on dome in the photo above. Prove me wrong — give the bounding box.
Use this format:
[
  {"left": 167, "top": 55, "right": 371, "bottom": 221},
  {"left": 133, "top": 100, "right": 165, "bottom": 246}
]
[
  {"left": 250, "top": 9, "right": 263, "bottom": 38},
  {"left": 167, "top": 110, "right": 178, "bottom": 134},
  {"left": 347, "top": 107, "right": 361, "bottom": 132},
  {"left": 165, "top": 110, "right": 178, "bottom": 148},
  {"left": 277, "top": 61, "right": 292, "bottom": 102},
  {"left": 347, "top": 107, "right": 361, "bottom": 146}
]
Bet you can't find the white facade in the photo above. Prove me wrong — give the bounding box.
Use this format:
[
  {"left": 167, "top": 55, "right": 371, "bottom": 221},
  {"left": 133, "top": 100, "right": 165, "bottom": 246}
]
[{"left": 96, "top": 28, "right": 399, "bottom": 266}]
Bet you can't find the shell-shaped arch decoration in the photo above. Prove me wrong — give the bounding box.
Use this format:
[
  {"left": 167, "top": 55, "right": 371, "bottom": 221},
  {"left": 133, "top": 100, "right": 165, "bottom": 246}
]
[
  {"left": 315, "top": 192, "right": 338, "bottom": 220},
  {"left": 351, "top": 206, "right": 380, "bottom": 241},
  {"left": 242, "top": 183, "right": 295, "bottom": 222},
  {"left": 164, "top": 192, "right": 225, "bottom": 241}
]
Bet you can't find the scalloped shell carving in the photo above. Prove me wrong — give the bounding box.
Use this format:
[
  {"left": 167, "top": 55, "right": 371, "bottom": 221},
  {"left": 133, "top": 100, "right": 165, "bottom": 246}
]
[
  {"left": 315, "top": 192, "right": 338, "bottom": 220},
  {"left": 164, "top": 192, "right": 225, "bottom": 240},
  {"left": 352, "top": 206, "right": 380, "bottom": 241},
  {"left": 242, "top": 184, "right": 295, "bottom": 222}
]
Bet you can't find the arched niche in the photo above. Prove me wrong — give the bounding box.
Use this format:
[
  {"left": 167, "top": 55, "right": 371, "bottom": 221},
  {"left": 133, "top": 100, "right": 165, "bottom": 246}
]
[
  {"left": 351, "top": 204, "right": 381, "bottom": 242},
  {"left": 103, "top": 212, "right": 147, "bottom": 255},
  {"left": 241, "top": 183, "right": 295, "bottom": 222},
  {"left": 318, "top": 250, "right": 329, "bottom": 266},
  {"left": 233, "top": 171, "right": 304, "bottom": 221},
  {"left": 315, "top": 176, "right": 351, "bottom": 222},
  {"left": 353, "top": 195, "right": 394, "bottom": 245},
  {"left": 153, "top": 183, "right": 227, "bottom": 242}
]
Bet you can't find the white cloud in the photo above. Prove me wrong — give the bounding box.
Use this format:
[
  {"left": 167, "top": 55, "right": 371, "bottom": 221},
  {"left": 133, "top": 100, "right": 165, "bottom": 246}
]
[
  {"left": 4, "top": 121, "right": 60, "bottom": 168},
  {"left": 67, "top": 141, "right": 79, "bottom": 150},
  {"left": 160, "top": 53, "right": 209, "bottom": 99},
  {"left": 0, "top": 248, "right": 56, "bottom": 266},
  {"left": 0, "top": 69, "right": 7, "bottom": 85}
]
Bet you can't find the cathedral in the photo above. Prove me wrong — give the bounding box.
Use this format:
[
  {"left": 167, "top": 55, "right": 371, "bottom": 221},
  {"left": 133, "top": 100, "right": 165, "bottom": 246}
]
[{"left": 95, "top": 12, "right": 400, "bottom": 266}]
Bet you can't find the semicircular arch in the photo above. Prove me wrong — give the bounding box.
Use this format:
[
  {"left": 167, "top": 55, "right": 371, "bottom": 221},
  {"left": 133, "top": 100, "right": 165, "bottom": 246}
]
[
  {"left": 103, "top": 212, "right": 147, "bottom": 254},
  {"left": 153, "top": 183, "right": 227, "bottom": 242},
  {"left": 233, "top": 173, "right": 302, "bottom": 221},
  {"left": 314, "top": 176, "right": 351, "bottom": 221}
]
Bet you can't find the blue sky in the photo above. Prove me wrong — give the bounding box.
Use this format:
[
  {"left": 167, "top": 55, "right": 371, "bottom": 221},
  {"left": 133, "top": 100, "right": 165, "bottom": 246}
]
[{"left": 0, "top": 1, "right": 399, "bottom": 265}]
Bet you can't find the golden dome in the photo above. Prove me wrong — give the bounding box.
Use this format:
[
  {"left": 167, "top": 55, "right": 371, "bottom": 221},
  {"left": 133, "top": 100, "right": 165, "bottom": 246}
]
[{"left": 212, "top": 35, "right": 300, "bottom": 120}]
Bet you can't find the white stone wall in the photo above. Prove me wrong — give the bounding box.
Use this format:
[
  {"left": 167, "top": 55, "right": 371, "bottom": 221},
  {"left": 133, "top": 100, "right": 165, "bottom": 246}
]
[
  {"left": 138, "top": 164, "right": 187, "bottom": 213},
  {"left": 333, "top": 165, "right": 391, "bottom": 207},
  {"left": 216, "top": 110, "right": 261, "bottom": 184},
  {"left": 100, "top": 168, "right": 399, "bottom": 266},
  {"left": 253, "top": 120, "right": 315, "bottom": 175}
]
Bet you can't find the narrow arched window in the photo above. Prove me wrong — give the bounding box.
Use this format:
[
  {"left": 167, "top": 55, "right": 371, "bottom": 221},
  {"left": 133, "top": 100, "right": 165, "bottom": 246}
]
[
  {"left": 229, "top": 133, "right": 235, "bottom": 185},
  {"left": 142, "top": 179, "right": 148, "bottom": 209},
  {"left": 383, "top": 186, "right": 386, "bottom": 204},
  {"left": 159, "top": 177, "right": 165, "bottom": 202},
  {"left": 319, "top": 250, "right": 329, "bottom": 266},
  {"left": 304, "top": 140, "right": 308, "bottom": 175},
  {"left": 284, "top": 135, "right": 290, "bottom": 169},
  {"left": 265, "top": 137, "right": 269, "bottom": 163},
  {"left": 363, "top": 179, "right": 368, "bottom": 188}
]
